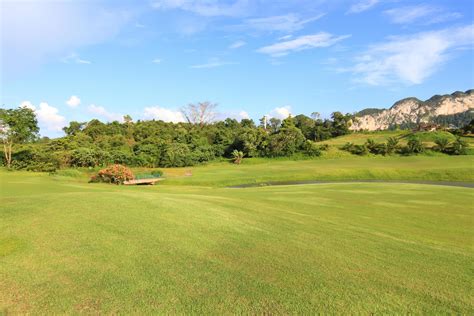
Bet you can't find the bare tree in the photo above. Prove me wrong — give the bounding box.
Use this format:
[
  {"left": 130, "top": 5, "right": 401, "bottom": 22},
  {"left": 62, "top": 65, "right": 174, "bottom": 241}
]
[
  {"left": 181, "top": 102, "right": 217, "bottom": 127},
  {"left": 311, "top": 112, "right": 321, "bottom": 121}
]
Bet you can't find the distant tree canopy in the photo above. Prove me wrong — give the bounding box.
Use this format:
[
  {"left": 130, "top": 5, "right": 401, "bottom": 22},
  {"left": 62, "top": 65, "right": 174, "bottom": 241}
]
[{"left": 0, "top": 104, "right": 357, "bottom": 170}]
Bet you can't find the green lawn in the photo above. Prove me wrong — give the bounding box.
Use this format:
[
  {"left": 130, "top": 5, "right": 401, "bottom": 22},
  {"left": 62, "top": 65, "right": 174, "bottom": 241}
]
[
  {"left": 161, "top": 155, "right": 474, "bottom": 187},
  {"left": 1, "top": 162, "right": 473, "bottom": 313}
]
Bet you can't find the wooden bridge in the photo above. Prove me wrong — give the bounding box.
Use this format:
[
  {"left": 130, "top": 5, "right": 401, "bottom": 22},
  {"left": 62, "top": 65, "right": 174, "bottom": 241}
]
[{"left": 123, "top": 178, "right": 165, "bottom": 185}]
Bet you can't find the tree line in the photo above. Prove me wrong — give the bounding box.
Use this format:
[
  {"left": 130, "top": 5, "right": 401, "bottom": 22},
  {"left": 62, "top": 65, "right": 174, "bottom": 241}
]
[{"left": 1, "top": 103, "right": 353, "bottom": 171}]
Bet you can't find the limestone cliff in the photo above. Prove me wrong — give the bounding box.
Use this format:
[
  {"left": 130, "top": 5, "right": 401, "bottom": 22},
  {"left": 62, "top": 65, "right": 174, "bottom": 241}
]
[{"left": 351, "top": 90, "right": 474, "bottom": 131}]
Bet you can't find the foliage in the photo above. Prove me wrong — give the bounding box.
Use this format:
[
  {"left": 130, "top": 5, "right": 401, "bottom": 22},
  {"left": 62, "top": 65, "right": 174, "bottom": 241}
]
[
  {"left": 342, "top": 142, "right": 368, "bottom": 155},
  {"left": 231, "top": 150, "right": 244, "bottom": 164},
  {"left": 0, "top": 105, "right": 376, "bottom": 170},
  {"left": 90, "top": 164, "right": 134, "bottom": 184},
  {"left": 151, "top": 170, "right": 163, "bottom": 177},
  {"left": 434, "top": 137, "right": 451, "bottom": 153},
  {"left": 268, "top": 126, "right": 305, "bottom": 157},
  {"left": 451, "top": 137, "right": 468, "bottom": 155},
  {"left": 404, "top": 137, "right": 425, "bottom": 155},
  {"left": 366, "top": 139, "right": 387, "bottom": 155},
  {"left": 386, "top": 137, "right": 400, "bottom": 155},
  {"left": 0, "top": 107, "right": 39, "bottom": 168},
  {"left": 303, "top": 141, "right": 322, "bottom": 157}
]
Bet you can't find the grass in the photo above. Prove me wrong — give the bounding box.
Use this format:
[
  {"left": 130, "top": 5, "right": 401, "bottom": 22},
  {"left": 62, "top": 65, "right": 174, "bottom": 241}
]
[
  {"left": 161, "top": 155, "right": 474, "bottom": 187},
  {"left": 1, "top": 159, "right": 474, "bottom": 313}
]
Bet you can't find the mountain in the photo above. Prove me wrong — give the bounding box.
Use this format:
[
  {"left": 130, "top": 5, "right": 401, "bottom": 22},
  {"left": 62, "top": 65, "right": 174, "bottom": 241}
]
[{"left": 351, "top": 90, "right": 474, "bottom": 131}]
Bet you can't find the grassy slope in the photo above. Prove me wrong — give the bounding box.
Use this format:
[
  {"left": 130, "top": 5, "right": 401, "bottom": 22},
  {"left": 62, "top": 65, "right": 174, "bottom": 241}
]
[
  {"left": 160, "top": 155, "right": 474, "bottom": 187},
  {"left": 319, "top": 130, "right": 474, "bottom": 147},
  {"left": 1, "top": 171, "right": 473, "bottom": 313}
]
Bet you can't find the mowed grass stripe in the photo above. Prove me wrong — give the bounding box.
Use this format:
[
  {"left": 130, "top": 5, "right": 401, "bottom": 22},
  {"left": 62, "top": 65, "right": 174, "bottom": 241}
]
[{"left": 1, "top": 170, "right": 473, "bottom": 313}]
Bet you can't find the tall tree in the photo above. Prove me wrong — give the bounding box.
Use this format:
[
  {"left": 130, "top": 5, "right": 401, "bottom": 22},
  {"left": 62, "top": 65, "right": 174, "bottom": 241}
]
[
  {"left": 63, "top": 121, "right": 85, "bottom": 136},
  {"left": 0, "top": 107, "right": 39, "bottom": 168},
  {"left": 181, "top": 102, "right": 217, "bottom": 127}
]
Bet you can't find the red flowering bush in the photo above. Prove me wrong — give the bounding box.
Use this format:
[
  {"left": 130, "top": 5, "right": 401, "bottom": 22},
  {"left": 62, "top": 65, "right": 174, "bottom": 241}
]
[{"left": 89, "top": 164, "right": 134, "bottom": 185}]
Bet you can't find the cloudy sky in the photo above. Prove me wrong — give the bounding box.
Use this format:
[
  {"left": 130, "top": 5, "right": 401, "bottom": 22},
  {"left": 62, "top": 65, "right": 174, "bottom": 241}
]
[{"left": 1, "top": 0, "right": 473, "bottom": 136}]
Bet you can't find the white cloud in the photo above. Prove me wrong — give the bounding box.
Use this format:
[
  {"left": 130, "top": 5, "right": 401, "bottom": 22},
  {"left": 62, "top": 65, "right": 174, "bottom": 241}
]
[
  {"left": 347, "top": 0, "right": 379, "bottom": 14},
  {"left": 20, "top": 101, "right": 36, "bottom": 111},
  {"left": 278, "top": 35, "right": 293, "bottom": 41},
  {"left": 349, "top": 25, "right": 474, "bottom": 85},
  {"left": 88, "top": 104, "right": 123, "bottom": 122},
  {"left": 151, "top": 0, "right": 249, "bottom": 17},
  {"left": 269, "top": 106, "right": 291, "bottom": 119},
  {"left": 61, "top": 53, "right": 91, "bottom": 64},
  {"left": 190, "top": 58, "right": 236, "bottom": 69},
  {"left": 152, "top": 58, "right": 162, "bottom": 64},
  {"left": 229, "top": 40, "right": 246, "bottom": 49},
  {"left": 66, "top": 95, "right": 81, "bottom": 108},
  {"left": 242, "top": 13, "right": 325, "bottom": 33},
  {"left": 143, "top": 106, "right": 185, "bottom": 123},
  {"left": 2, "top": 1, "right": 129, "bottom": 77},
  {"left": 257, "top": 32, "right": 351, "bottom": 57},
  {"left": 36, "top": 102, "right": 66, "bottom": 132},
  {"left": 20, "top": 101, "right": 66, "bottom": 132},
  {"left": 384, "top": 5, "right": 461, "bottom": 25},
  {"left": 135, "top": 22, "right": 145, "bottom": 28},
  {"left": 239, "top": 111, "right": 250, "bottom": 119}
]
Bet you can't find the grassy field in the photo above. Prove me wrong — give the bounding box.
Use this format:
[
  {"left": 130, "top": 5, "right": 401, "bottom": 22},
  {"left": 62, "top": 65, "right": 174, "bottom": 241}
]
[
  {"left": 160, "top": 155, "right": 474, "bottom": 187},
  {"left": 1, "top": 157, "right": 474, "bottom": 313}
]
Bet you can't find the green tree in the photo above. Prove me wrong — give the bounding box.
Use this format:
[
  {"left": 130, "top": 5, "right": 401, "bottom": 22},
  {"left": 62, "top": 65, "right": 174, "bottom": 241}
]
[
  {"left": 294, "top": 114, "right": 315, "bottom": 140},
  {"left": 268, "top": 126, "right": 305, "bottom": 156},
  {"left": 269, "top": 118, "right": 281, "bottom": 133},
  {"left": 0, "top": 107, "right": 39, "bottom": 168},
  {"left": 330, "top": 112, "right": 353, "bottom": 137},
  {"left": 63, "top": 121, "right": 85, "bottom": 136}
]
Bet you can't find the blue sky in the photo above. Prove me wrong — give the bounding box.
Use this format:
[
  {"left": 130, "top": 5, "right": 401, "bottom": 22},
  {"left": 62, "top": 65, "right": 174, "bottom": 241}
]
[{"left": 1, "top": 0, "right": 473, "bottom": 136}]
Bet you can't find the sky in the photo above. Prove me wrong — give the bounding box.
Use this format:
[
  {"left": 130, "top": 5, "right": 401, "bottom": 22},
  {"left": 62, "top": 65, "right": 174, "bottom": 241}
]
[{"left": 1, "top": 0, "right": 473, "bottom": 137}]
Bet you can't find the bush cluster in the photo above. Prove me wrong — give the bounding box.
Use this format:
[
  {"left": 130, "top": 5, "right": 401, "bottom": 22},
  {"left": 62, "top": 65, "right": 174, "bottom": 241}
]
[
  {"left": 89, "top": 164, "right": 134, "bottom": 185},
  {"left": 342, "top": 135, "right": 469, "bottom": 156}
]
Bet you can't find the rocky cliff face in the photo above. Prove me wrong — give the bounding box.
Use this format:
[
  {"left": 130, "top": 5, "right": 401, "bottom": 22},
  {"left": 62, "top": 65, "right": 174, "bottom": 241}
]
[{"left": 351, "top": 90, "right": 474, "bottom": 131}]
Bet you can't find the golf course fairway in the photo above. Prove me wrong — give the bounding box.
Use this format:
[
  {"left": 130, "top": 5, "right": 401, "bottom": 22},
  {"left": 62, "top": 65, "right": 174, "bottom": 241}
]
[{"left": 1, "top": 168, "right": 473, "bottom": 314}]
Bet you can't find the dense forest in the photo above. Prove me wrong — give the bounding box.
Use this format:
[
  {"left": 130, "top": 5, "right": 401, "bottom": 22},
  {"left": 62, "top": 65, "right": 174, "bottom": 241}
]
[
  {"left": 2, "top": 103, "right": 473, "bottom": 172},
  {"left": 1, "top": 104, "right": 355, "bottom": 171}
]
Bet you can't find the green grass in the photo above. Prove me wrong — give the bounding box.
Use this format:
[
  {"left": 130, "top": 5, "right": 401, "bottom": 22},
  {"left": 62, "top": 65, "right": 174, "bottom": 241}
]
[
  {"left": 161, "top": 155, "right": 474, "bottom": 187},
  {"left": 1, "top": 164, "right": 473, "bottom": 313}
]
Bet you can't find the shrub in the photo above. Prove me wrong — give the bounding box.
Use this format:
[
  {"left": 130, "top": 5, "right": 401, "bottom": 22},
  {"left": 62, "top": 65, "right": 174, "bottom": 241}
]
[
  {"left": 232, "top": 150, "right": 244, "bottom": 164},
  {"left": 303, "top": 141, "right": 322, "bottom": 157},
  {"left": 151, "top": 170, "right": 163, "bottom": 177},
  {"left": 26, "top": 162, "right": 57, "bottom": 173},
  {"left": 366, "top": 139, "right": 387, "bottom": 155},
  {"left": 451, "top": 137, "right": 468, "bottom": 155},
  {"left": 319, "top": 144, "right": 329, "bottom": 151},
  {"left": 90, "top": 164, "right": 134, "bottom": 185},
  {"left": 434, "top": 137, "right": 450, "bottom": 153},
  {"left": 351, "top": 144, "right": 369, "bottom": 155},
  {"left": 403, "top": 137, "right": 424, "bottom": 155},
  {"left": 341, "top": 142, "right": 368, "bottom": 155},
  {"left": 386, "top": 137, "right": 399, "bottom": 155}
]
